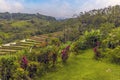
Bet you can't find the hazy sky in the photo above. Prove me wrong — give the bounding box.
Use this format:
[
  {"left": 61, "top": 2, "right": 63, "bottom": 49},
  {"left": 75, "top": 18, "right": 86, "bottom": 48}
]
[{"left": 0, "top": 0, "right": 120, "bottom": 18}]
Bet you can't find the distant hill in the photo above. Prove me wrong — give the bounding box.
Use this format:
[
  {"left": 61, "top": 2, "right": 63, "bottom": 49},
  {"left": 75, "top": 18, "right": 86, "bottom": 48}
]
[
  {"left": 0, "top": 12, "right": 56, "bottom": 21},
  {"left": 0, "top": 12, "right": 59, "bottom": 44},
  {"left": 1, "top": 5, "right": 120, "bottom": 44}
]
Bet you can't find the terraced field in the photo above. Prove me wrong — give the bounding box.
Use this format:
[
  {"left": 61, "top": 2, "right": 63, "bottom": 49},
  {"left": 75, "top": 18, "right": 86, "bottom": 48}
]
[
  {"left": 0, "top": 39, "right": 37, "bottom": 55},
  {"left": 0, "top": 32, "right": 63, "bottom": 56},
  {"left": 30, "top": 32, "right": 63, "bottom": 42}
]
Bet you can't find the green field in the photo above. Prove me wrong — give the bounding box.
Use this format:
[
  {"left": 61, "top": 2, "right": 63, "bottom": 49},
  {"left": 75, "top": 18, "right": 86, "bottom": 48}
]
[{"left": 38, "top": 49, "right": 120, "bottom": 80}]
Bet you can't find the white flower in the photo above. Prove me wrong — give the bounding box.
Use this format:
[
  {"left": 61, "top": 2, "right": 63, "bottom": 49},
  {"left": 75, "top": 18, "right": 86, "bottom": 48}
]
[{"left": 106, "top": 68, "right": 112, "bottom": 72}]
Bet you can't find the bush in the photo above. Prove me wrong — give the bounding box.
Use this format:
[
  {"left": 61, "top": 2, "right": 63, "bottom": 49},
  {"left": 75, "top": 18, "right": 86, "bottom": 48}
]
[
  {"left": 110, "top": 46, "right": 120, "bottom": 64},
  {"left": 28, "top": 61, "right": 40, "bottom": 78},
  {"left": 100, "top": 46, "right": 120, "bottom": 64},
  {"left": 27, "top": 50, "right": 40, "bottom": 61},
  {"left": 71, "top": 29, "right": 101, "bottom": 54},
  {"left": 101, "top": 27, "right": 120, "bottom": 49},
  {"left": 71, "top": 39, "right": 86, "bottom": 54},
  {"left": 58, "top": 42, "right": 71, "bottom": 55},
  {"left": 99, "top": 27, "right": 120, "bottom": 64},
  {"left": 98, "top": 48, "right": 111, "bottom": 58},
  {"left": 49, "top": 38, "right": 61, "bottom": 46},
  {"left": 0, "top": 56, "right": 18, "bottom": 80},
  {"left": 84, "top": 29, "right": 101, "bottom": 48},
  {"left": 13, "top": 68, "right": 29, "bottom": 80}
]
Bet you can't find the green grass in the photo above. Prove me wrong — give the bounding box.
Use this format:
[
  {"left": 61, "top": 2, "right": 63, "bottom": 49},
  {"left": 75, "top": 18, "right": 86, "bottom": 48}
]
[
  {"left": 37, "top": 49, "right": 120, "bottom": 80},
  {"left": 11, "top": 21, "right": 30, "bottom": 28}
]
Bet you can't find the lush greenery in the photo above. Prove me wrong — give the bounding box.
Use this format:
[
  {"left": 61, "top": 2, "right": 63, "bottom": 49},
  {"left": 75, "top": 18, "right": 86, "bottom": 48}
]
[
  {"left": 0, "top": 12, "right": 64, "bottom": 44},
  {"left": 39, "top": 49, "right": 120, "bottom": 80},
  {"left": 0, "top": 12, "right": 56, "bottom": 21},
  {"left": 1, "top": 5, "right": 120, "bottom": 44},
  {"left": 71, "top": 29, "right": 101, "bottom": 54},
  {"left": 0, "top": 5, "right": 120, "bottom": 80}
]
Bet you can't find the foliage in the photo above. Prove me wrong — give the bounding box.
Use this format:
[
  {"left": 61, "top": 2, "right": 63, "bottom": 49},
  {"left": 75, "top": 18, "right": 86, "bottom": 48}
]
[
  {"left": 28, "top": 61, "right": 40, "bottom": 78},
  {"left": 100, "top": 22, "right": 115, "bottom": 39},
  {"left": 101, "top": 46, "right": 120, "bottom": 64},
  {"left": 0, "top": 15, "right": 59, "bottom": 43},
  {"left": 0, "top": 12, "right": 56, "bottom": 21},
  {"left": 13, "top": 68, "right": 29, "bottom": 80},
  {"left": 0, "top": 56, "right": 18, "bottom": 80},
  {"left": 49, "top": 38, "right": 61, "bottom": 46},
  {"left": 0, "top": 5, "right": 120, "bottom": 80},
  {"left": 11, "top": 21, "right": 30, "bottom": 27},
  {"left": 101, "top": 27, "right": 120, "bottom": 49},
  {"left": 58, "top": 41, "right": 71, "bottom": 54},
  {"left": 84, "top": 29, "right": 101, "bottom": 47},
  {"left": 109, "top": 46, "right": 120, "bottom": 64},
  {"left": 39, "top": 49, "right": 120, "bottom": 80},
  {"left": 71, "top": 29, "right": 101, "bottom": 54},
  {"left": 98, "top": 27, "right": 120, "bottom": 64},
  {"left": 71, "top": 36, "right": 86, "bottom": 54}
]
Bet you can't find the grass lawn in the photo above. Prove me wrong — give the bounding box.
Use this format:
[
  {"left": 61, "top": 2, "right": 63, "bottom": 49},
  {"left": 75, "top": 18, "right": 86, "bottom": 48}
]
[{"left": 37, "top": 49, "right": 120, "bottom": 80}]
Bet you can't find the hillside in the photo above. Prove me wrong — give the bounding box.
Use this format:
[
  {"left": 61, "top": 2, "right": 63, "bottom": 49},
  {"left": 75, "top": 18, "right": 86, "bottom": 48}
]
[
  {"left": 0, "top": 12, "right": 56, "bottom": 21},
  {"left": 0, "top": 5, "right": 120, "bottom": 45},
  {"left": 1, "top": 5, "right": 120, "bottom": 47},
  {"left": 0, "top": 12, "right": 63, "bottom": 44},
  {"left": 56, "top": 5, "right": 120, "bottom": 41},
  {"left": 0, "top": 32, "right": 63, "bottom": 55}
]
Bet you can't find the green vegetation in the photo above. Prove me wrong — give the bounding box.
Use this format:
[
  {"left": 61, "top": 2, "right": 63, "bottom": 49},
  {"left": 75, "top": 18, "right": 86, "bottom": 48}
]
[
  {"left": 100, "top": 27, "right": 120, "bottom": 64},
  {"left": 0, "top": 13, "right": 61, "bottom": 43},
  {"left": 0, "top": 12, "right": 56, "bottom": 21},
  {"left": 71, "top": 29, "right": 101, "bottom": 54},
  {"left": 39, "top": 49, "right": 120, "bottom": 80},
  {"left": 11, "top": 21, "right": 30, "bottom": 28},
  {"left": 0, "top": 5, "right": 120, "bottom": 80}
]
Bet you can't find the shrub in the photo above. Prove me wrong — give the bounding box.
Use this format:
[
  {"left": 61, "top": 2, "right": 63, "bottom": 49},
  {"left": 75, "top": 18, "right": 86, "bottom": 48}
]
[
  {"left": 49, "top": 38, "right": 61, "bottom": 46},
  {"left": 58, "top": 42, "right": 71, "bottom": 55},
  {"left": 28, "top": 61, "right": 40, "bottom": 78},
  {"left": 84, "top": 29, "right": 101, "bottom": 48},
  {"left": 27, "top": 50, "right": 40, "bottom": 61},
  {"left": 99, "top": 27, "right": 120, "bottom": 64},
  {"left": 71, "top": 39, "right": 86, "bottom": 54},
  {"left": 101, "top": 27, "right": 120, "bottom": 49},
  {"left": 13, "top": 68, "right": 29, "bottom": 80},
  {"left": 100, "top": 46, "right": 120, "bottom": 64},
  {"left": 109, "top": 46, "right": 120, "bottom": 64},
  {"left": 71, "top": 29, "right": 101, "bottom": 55},
  {"left": 0, "top": 56, "right": 18, "bottom": 80}
]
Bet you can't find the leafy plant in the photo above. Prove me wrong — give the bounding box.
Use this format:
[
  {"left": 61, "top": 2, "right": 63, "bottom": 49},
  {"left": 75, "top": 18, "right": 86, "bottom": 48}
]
[
  {"left": 0, "top": 56, "right": 18, "bottom": 80},
  {"left": 108, "top": 46, "right": 120, "bottom": 64},
  {"left": 84, "top": 29, "right": 101, "bottom": 48},
  {"left": 13, "top": 68, "right": 29, "bottom": 80}
]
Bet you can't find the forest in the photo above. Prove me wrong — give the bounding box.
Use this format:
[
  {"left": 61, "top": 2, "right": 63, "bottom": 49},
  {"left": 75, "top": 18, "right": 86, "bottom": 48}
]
[{"left": 0, "top": 5, "right": 120, "bottom": 80}]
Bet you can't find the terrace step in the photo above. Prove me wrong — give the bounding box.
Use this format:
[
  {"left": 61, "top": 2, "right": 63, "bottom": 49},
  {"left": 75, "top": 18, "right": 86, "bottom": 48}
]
[
  {"left": 0, "top": 49, "right": 17, "bottom": 53},
  {"left": 0, "top": 52, "right": 8, "bottom": 55}
]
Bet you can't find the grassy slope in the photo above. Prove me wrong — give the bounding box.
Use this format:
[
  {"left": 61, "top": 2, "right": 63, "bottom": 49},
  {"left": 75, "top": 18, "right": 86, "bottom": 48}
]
[{"left": 38, "top": 49, "right": 120, "bottom": 80}]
